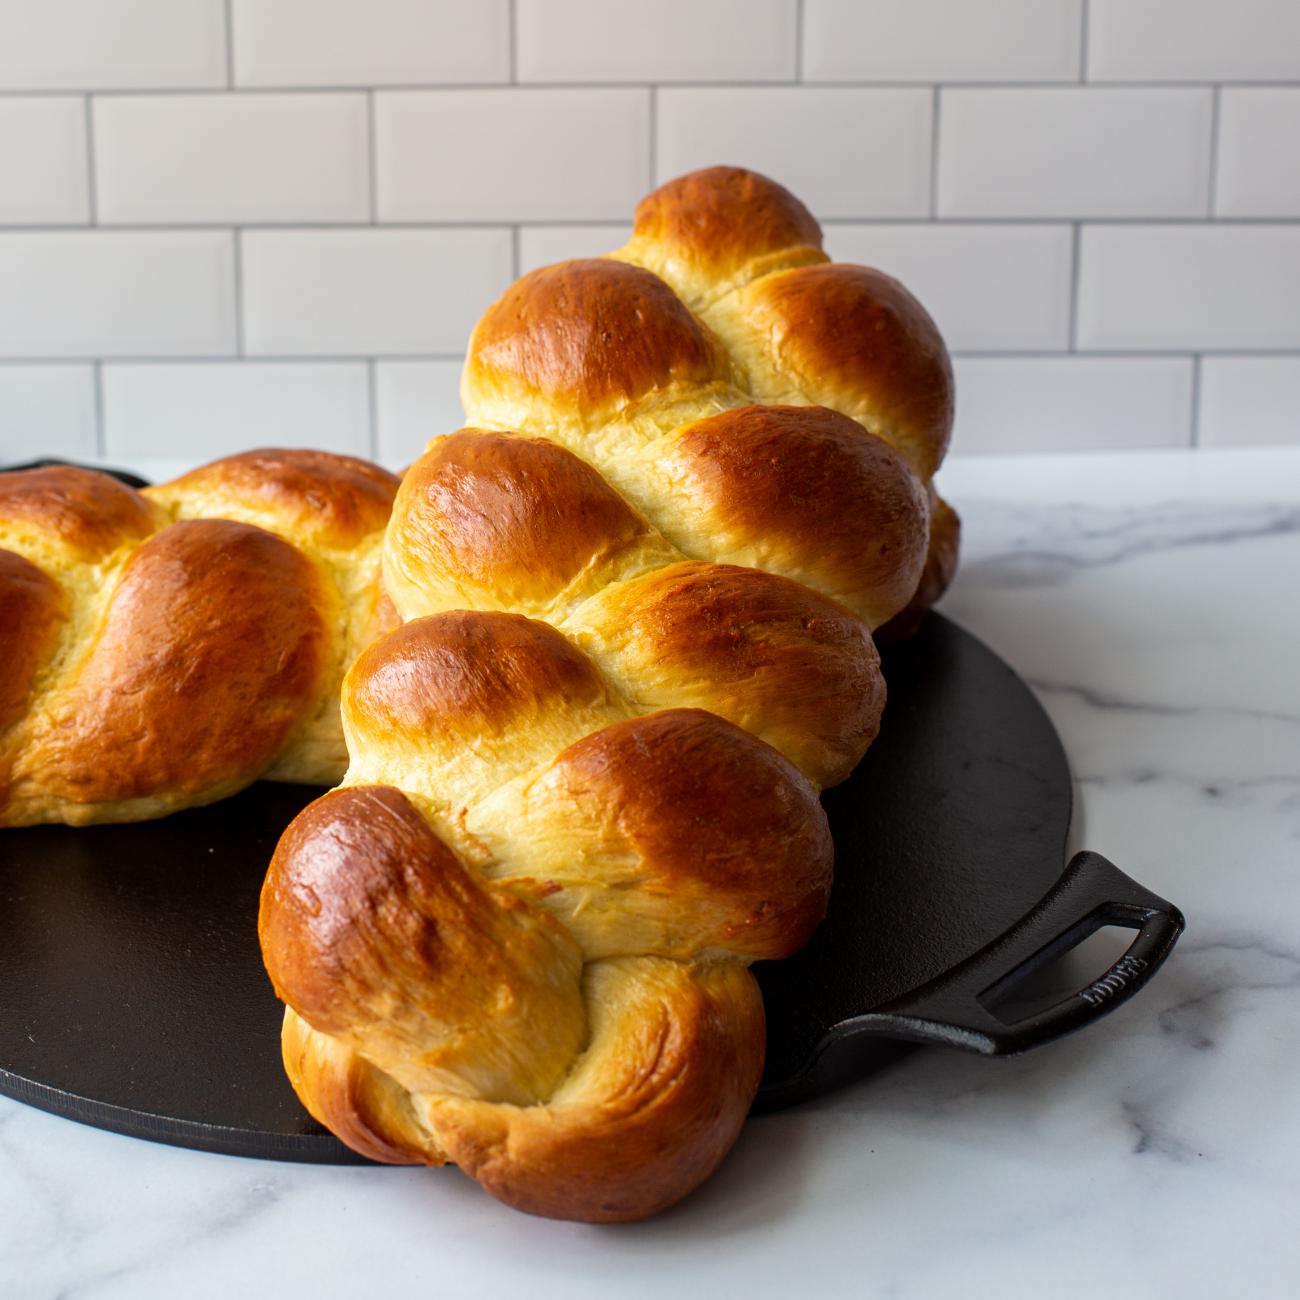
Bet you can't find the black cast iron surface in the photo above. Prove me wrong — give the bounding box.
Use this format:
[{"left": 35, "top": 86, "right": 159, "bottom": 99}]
[{"left": 0, "top": 612, "right": 1183, "bottom": 1161}]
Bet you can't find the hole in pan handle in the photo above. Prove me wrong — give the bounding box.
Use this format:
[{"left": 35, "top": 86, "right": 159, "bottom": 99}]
[{"left": 860, "top": 851, "right": 1185, "bottom": 1056}]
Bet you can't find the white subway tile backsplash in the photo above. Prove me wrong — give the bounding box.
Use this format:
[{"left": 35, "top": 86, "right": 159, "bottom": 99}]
[
  {"left": 0, "top": 0, "right": 226, "bottom": 91},
  {"left": 0, "top": 99, "right": 89, "bottom": 226},
  {"left": 657, "top": 89, "right": 932, "bottom": 219},
  {"left": 94, "top": 94, "right": 371, "bottom": 225},
  {"left": 1078, "top": 226, "right": 1300, "bottom": 351},
  {"left": 0, "top": 232, "right": 235, "bottom": 358},
  {"left": 824, "top": 224, "right": 1072, "bottom": 352},
  {"left": 1216, "top": 90, "right": 1300, "bottom": 218},
  {"left": 951, "top": 357, "right": 1194, "bottom": 453},
  {"left": 518, "top": 226, "right": 633, "bottom": 275},
  {"left": 516, "top": 0, "right": 796, "bottom": 83},
  {"left": 0, "top": 0, "right": 1296, "bottom": 464},
  {"left": 232, "top": 0, "right": 508, "bottom": 87},
  {"left": 1088, "top": 0, "right": 1300, "bottom": 82},
  {"left": 0, "top": 365, "right": 98, "bottom": 460},
  {"left": 938, "top": 88, "right": 1213, "bottom": 219},
  {"left": 102, "top": 362, "right": 371, "bottom": 458},
  {"left": 241, "top": 228, "right": 512, "bottom": 355},
  {"left": 376, "top": 90, "right": 648, "bottom": 222},
  {"left": 1198, "top": 357, "right": 1300, "bottom": 447},
  {"left": 804, "top": 0, "right": 1081, "bottom": 83},
  {"left": 375, "top": 360, "right": 466, "bottom": 466}
]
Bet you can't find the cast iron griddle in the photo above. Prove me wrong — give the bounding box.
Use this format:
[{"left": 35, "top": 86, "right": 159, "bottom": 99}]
[
  {"left": 0, "top": 457, "right": 1183, "bottom": 1161},
  {"left": 0, "top": 615, "right": 1183, "bottom": 1161}
]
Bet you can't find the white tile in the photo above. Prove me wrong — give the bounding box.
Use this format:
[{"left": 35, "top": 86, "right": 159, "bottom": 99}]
[
  {"left": 0, "top": 365, "right": 98, "bottom": 461},
  {"left": 232, "top": 0, "right": 508, "bottom": 87},
  {"left": 94, "top": 94, "right": 370, "bottom": 225},
  {"left": 0, "top": 99, "right": 89, "bottom": 225},
  {"left": 102, "top": 362, "right": 371, "bottom": 459},
  {"left": 938, "top": 88, "right": 1212, "bottom": 219},
  {"left": 516, "top": 0, "right": 796, "bottom": 82},
  {"left": 0, "top": 0, "right": 226, "bottom": 91},
  {"left": 241, "top": 228, "right": 512, "bottom": 355},
  {"left": 376, "top": 90, "right": 649, "bottom": 222},
  {"left": 804, "top": 0, "right": 1081, "bottom": 82},
  {"left": 0, "top": 232, "right": 235, "bottom": 358},
  {"left": 517, "top": 225, "right": 633, "bottom": 275},
  {"left": 657, "top": 89, "right": 932, "bottom": 219},
  {"left": 824, "top": 224, "right": 1072, "bottom": 352},
  {"left": 1088, "top": 0, "right": 1300, "bottom": 81},
  {"left": 950, "top": 357, "right": 1194, "bottom": 454},
  {"left": 1198, "top": 357, "right": 1300, "bottom": 447},
  {"left": 1077, "top": 226, "right": 1300, "bottom": 351},
  {"left": 1216, "top": 90, "right": 1300, "bottom": 218},
  {"left": 374, "top": 360, "right": 465, "bottom": 467}
]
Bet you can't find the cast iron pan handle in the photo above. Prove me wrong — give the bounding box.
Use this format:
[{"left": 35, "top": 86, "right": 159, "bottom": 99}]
[{"left": 860, "top": 851, "right": 1185, "bottom": 1055}]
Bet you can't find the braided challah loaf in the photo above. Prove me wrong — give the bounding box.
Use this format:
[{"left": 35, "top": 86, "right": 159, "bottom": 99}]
[
  {"left": 260, "top": 167, "right": 958, "bottom": 1220},
  {"left": 0, "top": 450, "right": 398, "bottom": 827}
]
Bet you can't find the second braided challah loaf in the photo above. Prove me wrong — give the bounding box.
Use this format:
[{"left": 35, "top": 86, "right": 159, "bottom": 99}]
[
  {"left": 260, "top": 167, "right": 957, "bottom": 1220},
  {"left": 0, "top": 450, "right": 398, "bottom": 826}
]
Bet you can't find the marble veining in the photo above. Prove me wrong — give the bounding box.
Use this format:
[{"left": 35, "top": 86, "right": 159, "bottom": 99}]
[{"left": 1, "top": 447, "right": 1298, "bottom": 1298}]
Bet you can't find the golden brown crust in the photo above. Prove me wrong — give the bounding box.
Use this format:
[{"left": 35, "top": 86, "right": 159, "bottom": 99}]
[
  {"left": 463, "top": 259, "right": 728, "bottom": 423},
  {"left": 386, "top": 429, "right": 651, "bottom": 616},
  {"left": 263, "top": 609, "right": 822, "bottom": 1220},
  {"left": 19, "top": 520, "right": 330, "bottom": 808},
  {"left": 570, "top": 561, "right": 883, "bottom": 788},
  {"left": 429, "top": 958, "right": 765, "bottom": 1223},
  {"left": 738, "top": 263, "right": 954, "bottom": 479},
  {"left": 0, "top": 465, "right": 157, "bottom": 559},
  {"left": 261, "top": 784, "right": 585, "bottom": 1104},
  {"left": 504, "top": 708, "right": 832, "bottom": 961},
  {"left": 1, "top": 449, "right": 399, "bottom": 826},
  {"left": 877, "top": 488, "right": 962, "bottom": 641},
  {"left": 629, "top": 165, "right": 824, "bottom": 286},
  {"left": 261, "top": 167, "right": 960, "bottom": 1223},
  {"left": 362, "top": 583, "right": 402, "bottom": 645},
  {"left": 150, "top": 448, "right": 399, "bottom": 550},
  {"left": 0, "top": 550, "right": 65, "bottom": 736},
  {"left": 280, "top": 1008, "right": 439, "bottom": 1166},
  {"left": 345, "top": 610, "right": 609, "bottom": 754},
  {"left": 666, "top": 404, "right": 929, "bottom": 627}
]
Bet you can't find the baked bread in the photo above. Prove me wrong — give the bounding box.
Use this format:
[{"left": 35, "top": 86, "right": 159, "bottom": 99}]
[
  {"left": 0, "top": 449, "right": 399, "bottom": 827},
  {"left": 260, "top": 167, "right": 958, "bottom": 1220}
]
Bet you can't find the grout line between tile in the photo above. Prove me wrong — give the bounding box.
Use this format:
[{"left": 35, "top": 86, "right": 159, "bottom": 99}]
[
  {"left": 648, "top": 85, "right": 658, "bottom": 188},
  {"left": 83, "top": 96, "right": 97, "bottom": 224},
  {"left": 795, "top": 0, "right": 805, "bottom": 82},
  {"left": 5, "top": 79, "right": 1297, "bottom": 97},
  {"left": 508, "top": 0, "right": 518, "bottom": 84},
  {"left": 510, "top": 224, "right": 521, "bottom": 279},
  {"left": 366, "top": 359, "right": 379, "bottom": 459},
  {"left": 952, "top": 349, "right": 1205, "bottom": 360},
  {"left": 0, "top": 354, "right": 471, "bottom": 366},
  {"left": 232, "top": 229, "right": 245, "bottom": 357},
  {"left": 366, "top": 90, "right": 378, "bottom": 223},
  {"left": 7, "top": 216, "right": 1298, "bottom": 234},
  {"left": 929, "top": 86, "right": 941, "bottom": 218},
  {"left": 1207, "top": 84, "right": 1222, "bottom": 217},
  {"left": 92, "top": 361, "right": 105, "bottom": 456},
  {"left": 223, "top": 0, "right": 235, "bottom": 88},
  {"left": 9, "top": 349, "right": 1297, "bottom": 367},
  {"left": 1068, "top": 222, "right": 1081, "bottom": 351},
  {"left": 1080, "top": 0, "right": 1091, "bottom": 82}
]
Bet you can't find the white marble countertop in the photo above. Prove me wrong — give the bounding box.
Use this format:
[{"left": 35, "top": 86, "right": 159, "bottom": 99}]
[{"left": 2, "top": 446, "right": 1298, "bottom": 1299}]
